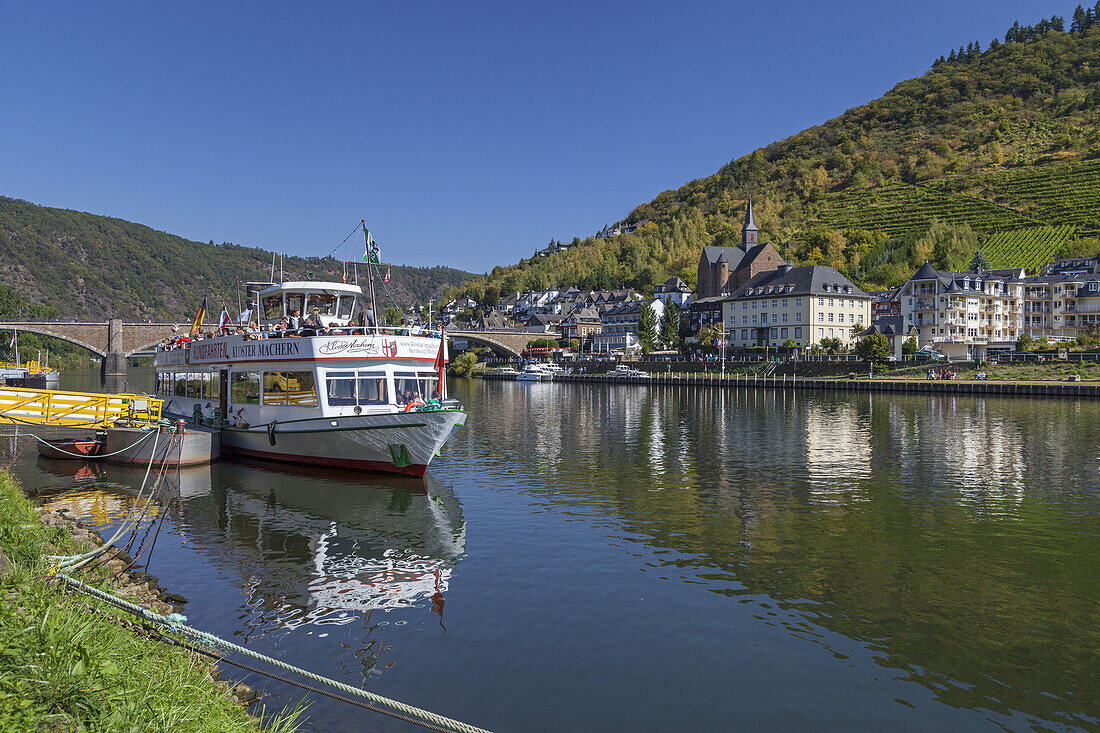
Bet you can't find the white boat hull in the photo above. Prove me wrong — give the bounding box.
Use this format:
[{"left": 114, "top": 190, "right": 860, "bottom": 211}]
[{"left": 218, "top": 409, "right": 466, "bottom": 477}]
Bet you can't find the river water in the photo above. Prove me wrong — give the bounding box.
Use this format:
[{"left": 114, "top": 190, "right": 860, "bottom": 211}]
[{"left": 5, "top": 370, "right": 1100, "bottom": 731}]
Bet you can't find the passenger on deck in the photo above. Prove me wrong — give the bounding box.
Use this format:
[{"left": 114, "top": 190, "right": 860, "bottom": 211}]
[{"left": 288, "top": 309, "right": 302, "bottom": 332}]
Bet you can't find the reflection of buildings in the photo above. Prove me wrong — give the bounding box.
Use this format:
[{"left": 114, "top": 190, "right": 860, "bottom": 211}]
[{"left": 802, "top": 399, "right": 872, "bottom": 498}]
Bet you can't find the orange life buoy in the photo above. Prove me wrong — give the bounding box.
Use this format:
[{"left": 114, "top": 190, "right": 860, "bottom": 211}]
[{"left": 404, "top": 399, "right": 425, "bottom": 412}]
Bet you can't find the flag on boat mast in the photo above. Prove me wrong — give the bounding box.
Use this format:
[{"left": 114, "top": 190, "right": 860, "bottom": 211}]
[
  {"left": 433, "top": 325, "right": 447, "bottom": 399},
  {"left": 362, "top": 223, "right": 380, "bottom": 264},
  {"left": 8, "top": 331, "right": 15, "bottom": 348},
  {"left": 190, "top": 296, "right": 208, "bottom": 335},
  {"left": 218, "top": 308, "right": 231, "bottom": 330},
  {"left": 383, "top": 266, "right": 391, "bottom": 284}
]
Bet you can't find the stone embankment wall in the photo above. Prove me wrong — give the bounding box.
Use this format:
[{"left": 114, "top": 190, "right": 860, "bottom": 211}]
[{"left": 486, "top": 371, "right": 1100, "bottom": 398}]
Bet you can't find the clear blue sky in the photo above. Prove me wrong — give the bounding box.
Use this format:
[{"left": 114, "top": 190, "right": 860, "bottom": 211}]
[{"left": 0, "top": 1, "right": 1067, "bottom": 274}]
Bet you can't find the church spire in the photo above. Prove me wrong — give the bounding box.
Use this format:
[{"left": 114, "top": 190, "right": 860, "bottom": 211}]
[{"left": 742, "top": 198, "right": 759, "bottom": 250}]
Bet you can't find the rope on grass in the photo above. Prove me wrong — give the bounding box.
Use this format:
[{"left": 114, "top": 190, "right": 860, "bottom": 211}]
[{"left": 55, "top": 573, "right": 492, "bottom": 733}]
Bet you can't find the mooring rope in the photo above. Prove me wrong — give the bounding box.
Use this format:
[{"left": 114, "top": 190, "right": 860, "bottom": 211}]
[{"left": 54, "top": 573, "right": 492, "bottom": 733}]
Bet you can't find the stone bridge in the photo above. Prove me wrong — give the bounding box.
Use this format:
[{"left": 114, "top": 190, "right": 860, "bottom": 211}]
[
  {"left": 449, "top": 329, "right": 535, "bottom": 359},
  {"left": 0, "top": 320, "right": 181, "bottom": 377}
]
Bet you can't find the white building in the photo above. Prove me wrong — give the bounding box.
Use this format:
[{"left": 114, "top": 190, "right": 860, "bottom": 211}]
[
  {"left": 721, "top": 265, "right": 871, "bottom": 349},
  {"left": 898, "top": 262, "right": 1024, "bottom": 359}
]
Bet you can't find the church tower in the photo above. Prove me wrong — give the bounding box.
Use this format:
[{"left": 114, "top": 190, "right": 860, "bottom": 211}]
[{"left": 741, "top": 198, "right": 759, "bottom": 250}]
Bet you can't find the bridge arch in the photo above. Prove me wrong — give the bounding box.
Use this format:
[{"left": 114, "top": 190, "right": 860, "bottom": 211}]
[
  {"left": 450, "top": 331, "right": 529, "bottom": 359},
  {"left": 0, "top": 323, "right": 107, "bottom": 358}
]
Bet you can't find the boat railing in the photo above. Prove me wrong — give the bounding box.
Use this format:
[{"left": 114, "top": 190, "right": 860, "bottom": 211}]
[{"left": 156, "top": 325, "right": 445, "bottom": 351}]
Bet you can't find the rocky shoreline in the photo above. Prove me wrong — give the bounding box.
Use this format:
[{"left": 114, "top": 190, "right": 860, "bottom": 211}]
[{"left": 30, "top": 504, "right": 263, "bottom": 709}]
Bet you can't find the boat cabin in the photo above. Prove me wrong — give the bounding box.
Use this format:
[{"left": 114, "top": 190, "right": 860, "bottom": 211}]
[{"left": 257, "top": 281, "right": 363, "bottom": 328}]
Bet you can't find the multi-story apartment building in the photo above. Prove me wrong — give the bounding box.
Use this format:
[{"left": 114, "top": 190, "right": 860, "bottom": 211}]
[
  {"left": 1020, "top": 274, "right": 1084, "bottom": 342},
  {"left": 721, "top": 264, "right": 871, "bottom": 349},
  {"left": 898, "top": 263, "right": 1024, "bottom": 359}
]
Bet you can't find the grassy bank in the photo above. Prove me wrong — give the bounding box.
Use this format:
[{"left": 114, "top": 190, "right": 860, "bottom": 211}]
[
  {"left": 0, "top": 470, "right": 299, "bottom": 732},
  {"left": 876, "top": 360, "right": 1100, "bottom": 383}
]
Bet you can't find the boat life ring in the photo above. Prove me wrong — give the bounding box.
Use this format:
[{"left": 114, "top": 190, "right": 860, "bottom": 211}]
[{"left": 404, "top": 398, "right": 425, "bottom": 412}]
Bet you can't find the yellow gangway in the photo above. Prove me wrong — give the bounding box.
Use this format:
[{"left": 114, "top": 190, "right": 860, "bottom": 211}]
[{"left": 0, "top": 387, "right": 163, "bottom": 428}]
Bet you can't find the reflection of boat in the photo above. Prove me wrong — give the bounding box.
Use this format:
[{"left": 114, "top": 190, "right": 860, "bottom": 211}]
[
  {"left": 154, "top": 278, "right": 465, "bottom": 477},
  {"left": 71, "top": 461, "right": 466, "bottom": 629}
]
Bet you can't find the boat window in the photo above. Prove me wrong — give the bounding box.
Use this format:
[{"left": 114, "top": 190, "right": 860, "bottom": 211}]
[
  {"left": 185, "top": 373, "right": 202, "bottom": 399},
  {"left": 285, "top": 293, "right": 305, "bottom": 319},
  {"left": 262, "top": 295, "right": 285, "bottom": 320},
  {"left": 204, "top": 372, "right": 220, "bottom": 399},
  {"left": 337, "top": 295, "right": 356, "bottom": 320},
  {"left": 394, "top": 371, "right": 438, "bottom": 405},
  {"left": 325, "top": 371, "right": 357, "bottom": 406},
  {"left": 174, "top": 373, "right": 187, "bottom": 397},
  {"left": 263, "top": 371, "right": 317, "bottom": 407},
  {"left": 230, "top": 371, "right": 261, "bottom": 405},
  {"left": 307, "top": 292, "right": 338, "bottom": 316},
  {"left": 356, "top": 374, "right": 387, "bottom": 405}
]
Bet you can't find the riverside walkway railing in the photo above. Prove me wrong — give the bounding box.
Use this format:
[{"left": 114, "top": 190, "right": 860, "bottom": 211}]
[{"left": 0, "top": 387, "right": 164, "bottom": 427}]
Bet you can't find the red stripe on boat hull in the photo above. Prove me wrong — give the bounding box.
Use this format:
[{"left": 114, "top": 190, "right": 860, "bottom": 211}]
[{"left": 225, "top": 445, "right": 428, "bottom": 477}]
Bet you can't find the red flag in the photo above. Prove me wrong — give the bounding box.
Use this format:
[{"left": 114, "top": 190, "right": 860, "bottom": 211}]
[
  {"left": 433, "top": 326, "right": 446, "bottom": 399},
  {"left": 384, "top": 266, "right": 391, "bottom": 283}
]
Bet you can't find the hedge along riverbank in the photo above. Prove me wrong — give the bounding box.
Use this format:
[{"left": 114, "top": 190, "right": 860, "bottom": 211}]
[{"left": 0, "top": 469, "right": 302, "bottom": 732}]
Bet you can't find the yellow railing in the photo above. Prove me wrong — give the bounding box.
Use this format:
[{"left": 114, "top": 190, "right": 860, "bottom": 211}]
[
  {"left": 0, "top": 360, "right": 46, "bottom": 373},
  {"left": 0, "top": 388, "right": 163, "bottom": 428}
]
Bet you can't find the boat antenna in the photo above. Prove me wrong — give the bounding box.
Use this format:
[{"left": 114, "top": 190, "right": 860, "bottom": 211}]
[
  {"left": 362, "top": 220, "right": 380, "bottom": 328},
  {"left": 235, "top": 276, "right": 243, "bottom": 318},
  {"left": 269, "top": 252, "right": 276, "bottom": 283},
  {"left": 280, "top": 253, "right": 284, "bottom": 283}
]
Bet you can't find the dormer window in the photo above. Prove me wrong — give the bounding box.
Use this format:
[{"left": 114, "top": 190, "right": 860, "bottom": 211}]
[{"left": 1091, "top": 282, "right": 1099, "bottom": 293}]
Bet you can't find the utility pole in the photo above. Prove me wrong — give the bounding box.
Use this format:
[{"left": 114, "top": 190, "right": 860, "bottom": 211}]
[{"left": 428, "top": 299, "right": 436, "bottom": 327}]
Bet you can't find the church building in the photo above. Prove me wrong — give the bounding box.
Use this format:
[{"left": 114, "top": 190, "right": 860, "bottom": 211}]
[{"left": 696, "top": 199, "right": 785, "bottom": 299}]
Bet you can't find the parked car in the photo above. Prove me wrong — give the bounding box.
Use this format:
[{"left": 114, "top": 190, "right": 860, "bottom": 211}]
[{"left": 915, "top": 349, "right": 946, "bottom": 361}]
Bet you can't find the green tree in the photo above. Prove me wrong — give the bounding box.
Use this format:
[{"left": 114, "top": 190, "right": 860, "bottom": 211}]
[
  {"left": 902, "top": 336, "right": 918, "bottom": 355},
  {"left": 855, "top": 331, "right": 891, "bottom": 363},
  {"left": 819, "top": 337, "right": 843, "bottom": 354},
  {"left": 638, "top": 303, "right": 658, "bottom": 354},
  {"left": 448, "top": 351, "right": 478, "bottom": 376},
  {"left": 384, "top": 306, "right": 404, "bottom": 325},
  {"left": 1016, "top": 333, "right": 1034, "bottom": 352},
  {"left": 659, "top": 302, "right": 681, "bottom": 350}
]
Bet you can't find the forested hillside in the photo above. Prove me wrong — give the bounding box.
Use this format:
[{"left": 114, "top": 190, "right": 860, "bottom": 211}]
[
  {"left": 455, "top": 8, "right": 1100, "bottom": 304},
  {"left": 0, "top": 197, "right": 475, "bottom": 320}
]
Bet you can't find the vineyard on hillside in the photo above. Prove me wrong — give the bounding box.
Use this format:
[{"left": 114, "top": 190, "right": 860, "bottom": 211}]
[
  {"left": 924, "top": 159, "right": 1100, "bottom": 233},
  {"left": 981, "top": 225, "right": 1076, "bottom": 272},
  {"left": 816, "top": 185, "right": 1041, "bottom": 236}
]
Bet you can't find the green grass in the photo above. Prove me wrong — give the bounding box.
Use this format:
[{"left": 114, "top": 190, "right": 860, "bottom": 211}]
[
  {"left": 881, "top": 359, "right": 1100, "bottom": 383},
  {"left": 0, "top": 471, "right": 302, "bottom": 732}
]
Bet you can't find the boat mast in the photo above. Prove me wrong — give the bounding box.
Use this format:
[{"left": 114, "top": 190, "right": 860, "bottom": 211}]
[{"left": 362, "top": 220, "right": 379, "bottom": 327}]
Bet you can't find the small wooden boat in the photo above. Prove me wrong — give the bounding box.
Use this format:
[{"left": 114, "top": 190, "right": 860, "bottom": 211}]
[{"left": 37, "top": 438, "right": 103, "bottom": 460}]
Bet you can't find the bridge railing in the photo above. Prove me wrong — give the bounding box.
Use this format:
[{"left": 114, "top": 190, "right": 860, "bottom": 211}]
[{"left": 0, "top": 388, "right": 164, "bottom": 428}]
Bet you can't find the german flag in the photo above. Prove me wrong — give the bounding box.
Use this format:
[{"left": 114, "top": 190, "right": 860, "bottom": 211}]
[{"left": 190, "top": 296, "right": 208, "bottom": 335}]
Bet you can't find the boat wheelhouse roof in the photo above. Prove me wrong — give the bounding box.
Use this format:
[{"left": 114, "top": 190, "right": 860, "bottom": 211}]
[{"left": 258, "top": 281, "right": 363, "bottom": 297}]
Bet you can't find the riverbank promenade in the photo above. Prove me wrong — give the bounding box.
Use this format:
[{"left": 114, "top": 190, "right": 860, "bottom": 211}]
[{"left": 487, "top": 370, "right": 1100, "bottom": 398}]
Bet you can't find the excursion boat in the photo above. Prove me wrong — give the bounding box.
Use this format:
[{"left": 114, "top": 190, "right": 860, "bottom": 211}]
[{"left": 154, "top": 279, "right": 465, "bottom": 477}]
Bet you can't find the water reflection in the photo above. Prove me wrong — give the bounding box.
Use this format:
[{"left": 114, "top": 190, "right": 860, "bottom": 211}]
[
  {"left": 450, "top": 379, "right": 1100, "bottom": 730},
  {"left": 8, "top": 372, "right": 1100, "bottom": 730},
  {"left": 29, "top": 455, "right": 465, "bottom": 677}
]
